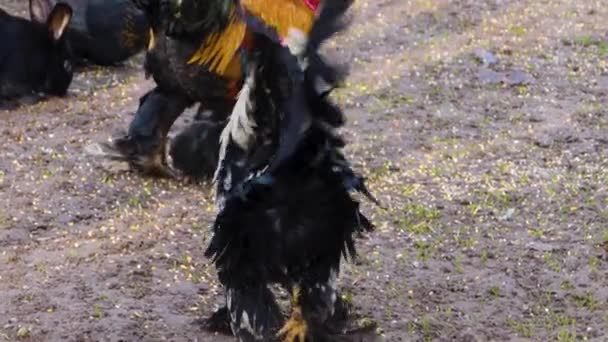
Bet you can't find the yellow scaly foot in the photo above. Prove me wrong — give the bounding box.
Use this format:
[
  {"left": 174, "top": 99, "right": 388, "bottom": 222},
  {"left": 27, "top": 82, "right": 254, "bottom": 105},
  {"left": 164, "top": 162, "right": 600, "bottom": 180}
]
[{"left": 277, "top": 287, "right": 308, "bottom": 342}]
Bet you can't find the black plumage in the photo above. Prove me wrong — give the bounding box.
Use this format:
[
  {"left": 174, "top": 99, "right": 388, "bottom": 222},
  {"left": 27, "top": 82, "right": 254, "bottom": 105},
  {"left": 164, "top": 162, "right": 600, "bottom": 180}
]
[
  {"left": 200, "top": 1, "right": 377, "bottom": 340},
  {"left": 169, "top": 116, "right": 225, "bottom": 180}
]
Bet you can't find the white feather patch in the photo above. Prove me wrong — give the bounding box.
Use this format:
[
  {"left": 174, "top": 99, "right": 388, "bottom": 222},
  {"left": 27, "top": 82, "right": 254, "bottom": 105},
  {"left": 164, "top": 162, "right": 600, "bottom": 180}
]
[
  {"left": 284, "top": 28, "right": 308, "bottom": 56},
  {"left": 218, "top": 74, "right": 257, "bottom": 163}
]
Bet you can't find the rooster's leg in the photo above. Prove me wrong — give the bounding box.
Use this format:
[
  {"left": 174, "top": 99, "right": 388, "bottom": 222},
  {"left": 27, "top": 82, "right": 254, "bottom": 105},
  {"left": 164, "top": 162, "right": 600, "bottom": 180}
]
[
  {"left": 102, "top": 87, "right": 191, "bottom": 176},
  {"left": 278, "top": 286, "right": 308, "bottom": 342},
  {"left": 279, "top": 266, "right": 341, "bottom": 341}
]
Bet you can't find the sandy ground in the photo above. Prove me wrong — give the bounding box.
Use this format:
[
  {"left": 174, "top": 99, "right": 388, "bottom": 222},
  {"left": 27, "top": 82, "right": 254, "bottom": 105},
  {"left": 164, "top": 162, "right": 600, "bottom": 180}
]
[{"left": 1, "top": 0, "right": 608, "bottom": 341}]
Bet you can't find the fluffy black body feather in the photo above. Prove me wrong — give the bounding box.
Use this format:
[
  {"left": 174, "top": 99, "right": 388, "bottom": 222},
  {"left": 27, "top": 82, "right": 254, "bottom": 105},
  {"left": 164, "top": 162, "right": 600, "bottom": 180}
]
[
  {"left": 201, "top": 1, "right": 377, "bottom": 340},
  {"left": 142, "top": 6, "right": 232, "bottom": 102},
  {"left": 163, "top": 0, "right": 234, "bottom": 38},
  {"left": 169, "top": 117, "right": 225, "bottom": 179}
]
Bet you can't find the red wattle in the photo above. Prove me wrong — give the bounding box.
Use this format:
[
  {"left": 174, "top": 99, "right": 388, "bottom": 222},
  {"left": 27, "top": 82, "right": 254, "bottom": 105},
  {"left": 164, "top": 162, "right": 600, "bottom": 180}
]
[{"left": 303, "top": 0, "right": 320, "bottom": 11}]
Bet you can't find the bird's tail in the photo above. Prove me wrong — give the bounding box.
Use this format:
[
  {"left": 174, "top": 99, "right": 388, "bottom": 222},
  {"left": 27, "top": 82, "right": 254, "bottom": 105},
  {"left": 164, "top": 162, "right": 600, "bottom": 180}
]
[
  {"left": 168, "top": 100, "right": 232, "bottom": 179},
  {"left": 169, "top": 119, "right": 225, "bottom": 179}
]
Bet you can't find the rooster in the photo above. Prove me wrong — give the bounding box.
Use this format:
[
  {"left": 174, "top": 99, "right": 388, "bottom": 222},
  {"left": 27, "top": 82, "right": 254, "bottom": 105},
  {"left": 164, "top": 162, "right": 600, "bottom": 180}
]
[
  {"left": 163, "top": 0, "right": 379, "bottom": 340},
  {"left": 89, "top": 0, "right": 243, "bottom": 178}
]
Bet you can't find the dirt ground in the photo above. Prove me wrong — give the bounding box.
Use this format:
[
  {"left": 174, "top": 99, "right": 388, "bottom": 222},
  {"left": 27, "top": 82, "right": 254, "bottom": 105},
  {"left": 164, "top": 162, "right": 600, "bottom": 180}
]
[{"left": 1, "top": 0, "right": 608, "bottom": 341}]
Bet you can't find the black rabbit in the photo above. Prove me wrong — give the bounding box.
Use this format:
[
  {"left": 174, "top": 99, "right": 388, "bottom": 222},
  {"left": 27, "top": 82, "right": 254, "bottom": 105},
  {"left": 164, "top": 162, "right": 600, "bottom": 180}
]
[
  {"left": 40, "top": 0, "right": 149, "bottom": 66},
  {"left": 0, "top": 0, "right": 74, "bottom": 105}
]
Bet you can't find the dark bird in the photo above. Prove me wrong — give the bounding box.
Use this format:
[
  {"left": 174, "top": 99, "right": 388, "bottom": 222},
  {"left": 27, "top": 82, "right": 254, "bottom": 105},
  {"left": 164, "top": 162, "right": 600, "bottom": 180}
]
[
  {"left": 0, "top": 0, "right": 73, "bottom": 108},
  {"left": 40, "top": 0, "right": 150, "bottom": 66},
  {"left": 166, "top": 0, "right": 379, "bottom": 340},
  {"left": 89, "top": 0, "right": 242, "bottom": 178}
]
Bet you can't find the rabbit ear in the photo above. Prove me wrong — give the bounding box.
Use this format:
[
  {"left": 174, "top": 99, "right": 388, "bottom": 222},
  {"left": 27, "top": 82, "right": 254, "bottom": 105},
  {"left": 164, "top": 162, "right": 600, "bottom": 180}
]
[
  {"left": 47, "top": 3, "right": 72, "bottom": 41},
  {"left": 30, "top": 0, "right": 52, "bottom": 23}
]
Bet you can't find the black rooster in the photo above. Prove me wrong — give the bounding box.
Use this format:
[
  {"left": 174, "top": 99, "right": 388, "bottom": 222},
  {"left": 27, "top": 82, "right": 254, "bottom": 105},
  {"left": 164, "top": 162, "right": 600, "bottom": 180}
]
[
  {"left": 90, "top": 0, "right": 241, "bottom": 178},
  {"left": 163, "top": 0, "right": 379, "bottom": 340}
]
